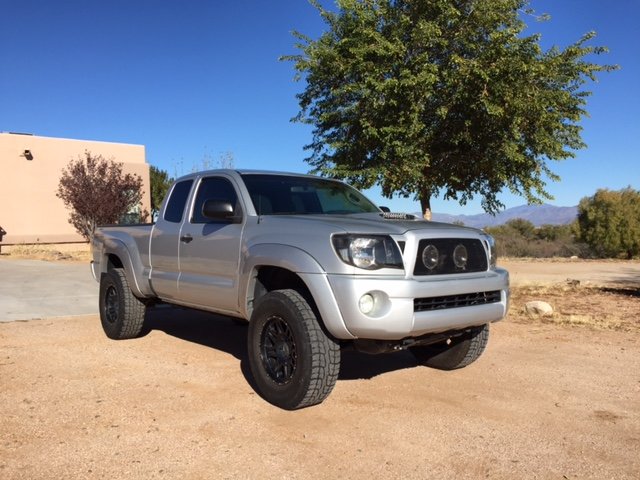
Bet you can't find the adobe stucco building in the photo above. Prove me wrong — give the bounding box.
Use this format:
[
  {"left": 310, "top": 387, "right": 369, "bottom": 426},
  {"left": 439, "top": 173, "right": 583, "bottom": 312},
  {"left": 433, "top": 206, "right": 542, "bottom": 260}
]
[{"left": 0, "top": 132, "right": 151, "bottom": 245}]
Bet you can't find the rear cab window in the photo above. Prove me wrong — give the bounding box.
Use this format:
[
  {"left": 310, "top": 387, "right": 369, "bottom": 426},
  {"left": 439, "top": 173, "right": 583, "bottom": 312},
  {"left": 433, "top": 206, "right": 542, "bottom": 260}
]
[{"left": 163, "top": 180, "right": 194, "bottom": 223}]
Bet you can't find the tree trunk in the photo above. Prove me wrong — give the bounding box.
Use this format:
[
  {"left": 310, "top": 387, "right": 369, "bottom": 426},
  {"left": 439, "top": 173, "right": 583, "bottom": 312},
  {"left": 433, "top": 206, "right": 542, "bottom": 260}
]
[{"left": 420, "top": 192, "right": 432, "bottom": 221}]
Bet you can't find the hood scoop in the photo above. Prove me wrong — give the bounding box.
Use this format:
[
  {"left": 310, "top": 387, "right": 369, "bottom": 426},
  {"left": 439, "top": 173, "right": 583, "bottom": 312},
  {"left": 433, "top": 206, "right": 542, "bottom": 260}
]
[{"left": 380, "top": 212, "right": 419, "bottom": 221}]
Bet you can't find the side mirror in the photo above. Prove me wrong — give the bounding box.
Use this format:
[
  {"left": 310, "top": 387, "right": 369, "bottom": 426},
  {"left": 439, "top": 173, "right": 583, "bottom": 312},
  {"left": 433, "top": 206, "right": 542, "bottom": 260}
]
[
  {"left": 379, "top": 206, "right": 391, "bottom": 212},
  {"left": 202, "top": 199, "right": 240, "bottom": 222}
]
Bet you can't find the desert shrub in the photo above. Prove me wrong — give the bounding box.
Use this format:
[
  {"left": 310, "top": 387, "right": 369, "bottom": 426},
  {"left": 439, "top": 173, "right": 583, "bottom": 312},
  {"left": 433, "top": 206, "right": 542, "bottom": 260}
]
[
  {"left": 575, "top": 187, "right": 640, "bottom": 259},
  {"left": 486, "top": 220, "right": 583, "bottom": 258}
]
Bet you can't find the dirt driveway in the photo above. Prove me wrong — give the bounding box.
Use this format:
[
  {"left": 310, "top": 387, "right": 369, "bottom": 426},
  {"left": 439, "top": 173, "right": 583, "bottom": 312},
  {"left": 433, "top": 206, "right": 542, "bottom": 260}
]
[
  {"left": 501, "top": 258, "right": 640, "bottom": 287},
  {"left": 1, "top": 260, "right": 639, "bottom": 479}
]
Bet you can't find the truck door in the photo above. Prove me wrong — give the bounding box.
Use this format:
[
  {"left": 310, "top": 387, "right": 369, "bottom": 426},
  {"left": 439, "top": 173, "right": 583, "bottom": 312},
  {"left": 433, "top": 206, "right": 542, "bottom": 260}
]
[
  {"left": 149, "top": 179, "right": 194, "bottom": 301},
  {"left": 177, "top": 175, "right": 244, "bottom": 314}
]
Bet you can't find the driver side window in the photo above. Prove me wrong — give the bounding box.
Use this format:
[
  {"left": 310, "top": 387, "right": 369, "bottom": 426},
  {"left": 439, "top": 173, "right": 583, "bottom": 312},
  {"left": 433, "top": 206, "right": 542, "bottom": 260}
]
[{"left": 191, "top": 177, "right": 239, "bottom": 224}]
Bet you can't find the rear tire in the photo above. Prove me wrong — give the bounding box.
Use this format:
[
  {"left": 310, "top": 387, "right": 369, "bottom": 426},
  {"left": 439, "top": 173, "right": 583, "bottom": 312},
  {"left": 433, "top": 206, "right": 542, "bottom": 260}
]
[
  {"left": 247, "top": 289, "right": 340, "bottom": 410},
  {"left": 410, "top": 324, "right": 489, "bottom": 370},
  {"left": 99, "top": 269, "right": 146, "bottom": 340}
]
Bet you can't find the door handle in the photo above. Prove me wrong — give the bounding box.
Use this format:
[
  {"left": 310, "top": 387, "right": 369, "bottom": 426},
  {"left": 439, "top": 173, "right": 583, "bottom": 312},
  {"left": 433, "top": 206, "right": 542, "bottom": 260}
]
[{"left": 180, "top": 234, "right": 193, "bottom": 244}]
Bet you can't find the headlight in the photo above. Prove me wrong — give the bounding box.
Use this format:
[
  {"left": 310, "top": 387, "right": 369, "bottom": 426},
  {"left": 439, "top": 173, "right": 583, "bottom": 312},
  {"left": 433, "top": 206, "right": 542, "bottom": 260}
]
[
  {"left": 482, "top": 233, "right": 498, "bottom": 268},
  {"left": 332, "top": 235, "right": 404, "bottom": 270}
]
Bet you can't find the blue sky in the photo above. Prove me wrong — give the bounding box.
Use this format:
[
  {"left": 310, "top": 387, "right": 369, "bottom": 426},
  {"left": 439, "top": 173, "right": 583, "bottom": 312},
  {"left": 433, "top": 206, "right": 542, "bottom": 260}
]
[{"left": 1, "top": 0, "right": 637, "bottom": 214}]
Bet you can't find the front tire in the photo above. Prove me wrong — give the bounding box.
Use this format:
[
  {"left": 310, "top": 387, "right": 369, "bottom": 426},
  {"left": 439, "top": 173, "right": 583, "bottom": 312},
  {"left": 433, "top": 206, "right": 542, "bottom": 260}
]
[
  {"left": 99, "top": 269, "right": 146, "bottom": 340},
  {"left": 410, "top": 324, "right": 489, "bottom": 370},
  {"left": 247, "top": 289, "right": 340, "bottom": 410}
]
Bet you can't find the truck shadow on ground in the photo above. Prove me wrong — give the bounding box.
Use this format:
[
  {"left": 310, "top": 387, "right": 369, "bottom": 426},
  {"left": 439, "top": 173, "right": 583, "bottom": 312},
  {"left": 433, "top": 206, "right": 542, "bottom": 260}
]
[
  {"left": 143, "top": 305, "right": 419, "bottom": 386},
  {"left": 609, "top": 268, "right": 640, "bottom": 289}
]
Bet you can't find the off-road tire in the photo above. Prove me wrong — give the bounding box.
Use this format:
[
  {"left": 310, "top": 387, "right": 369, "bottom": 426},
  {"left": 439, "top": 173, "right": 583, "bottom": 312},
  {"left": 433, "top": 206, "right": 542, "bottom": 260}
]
[
  {"left": 247, "top": 289, "right": 340, "bottom": 410},
  {"left": 99, "top": 269, "right": 146, "bottom": 340},
  {"left": 410, "top": 324, "right": 489, "bottom": 370}
]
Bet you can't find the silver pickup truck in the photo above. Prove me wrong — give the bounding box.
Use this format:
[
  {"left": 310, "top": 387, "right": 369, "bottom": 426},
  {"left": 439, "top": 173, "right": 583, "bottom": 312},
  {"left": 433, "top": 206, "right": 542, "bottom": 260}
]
[{"left": 92, "top": 169, "right": 509, "bottom": 409}]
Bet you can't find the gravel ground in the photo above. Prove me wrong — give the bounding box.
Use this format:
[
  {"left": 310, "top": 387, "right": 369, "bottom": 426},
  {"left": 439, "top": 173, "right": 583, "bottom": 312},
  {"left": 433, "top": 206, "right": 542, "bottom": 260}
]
[{"left": 1, "top": 260, "right": 639, "bottom": 479}]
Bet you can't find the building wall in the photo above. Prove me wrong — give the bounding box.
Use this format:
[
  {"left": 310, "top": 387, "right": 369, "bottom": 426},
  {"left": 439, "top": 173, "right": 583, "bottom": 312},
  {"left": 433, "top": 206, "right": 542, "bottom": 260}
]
[{"left": 0, "top": 133, "right": 151, "bottom": 244}]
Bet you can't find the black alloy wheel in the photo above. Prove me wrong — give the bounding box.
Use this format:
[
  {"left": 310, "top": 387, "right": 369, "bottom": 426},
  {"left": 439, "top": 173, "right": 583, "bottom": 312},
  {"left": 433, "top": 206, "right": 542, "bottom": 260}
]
[
  {"left": 104, "top": 285, "right": 119, "bottom": 324},
  {"left": 260, "top": 315, "right": 298, "bottom": 384}
]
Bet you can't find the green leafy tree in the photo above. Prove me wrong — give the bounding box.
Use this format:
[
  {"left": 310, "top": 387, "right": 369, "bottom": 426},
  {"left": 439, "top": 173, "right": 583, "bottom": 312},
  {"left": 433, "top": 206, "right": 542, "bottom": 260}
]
[
  {"left": 535, "top": 223, "right": 572, "bottom": 242},
  {"left": 57, "top": 152, "right": 147, "bottom": 241},
  {"left": 285, "top": 0, "right": 616, "bottom": 217},
  {"left": 576, "top": 188, "right": 640, "bottom": 259},
  {"left": 149, "top": 165, "right": 174, "bottom": 217},
  {"left": 505, "top": 218, "right": 535, "bottom": 239}
]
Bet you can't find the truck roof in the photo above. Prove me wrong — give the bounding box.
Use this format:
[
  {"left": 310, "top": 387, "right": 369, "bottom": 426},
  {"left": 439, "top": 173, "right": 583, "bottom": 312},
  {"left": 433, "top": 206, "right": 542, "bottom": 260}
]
[{"left": 174, "top": 169, "right": 342, "bottom": 183}]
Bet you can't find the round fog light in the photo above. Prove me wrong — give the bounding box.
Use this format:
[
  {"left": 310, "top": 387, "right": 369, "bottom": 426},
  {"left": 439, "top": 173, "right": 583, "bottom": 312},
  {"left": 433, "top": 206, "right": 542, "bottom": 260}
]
[
  {"left": 453, "top": 244, "right": 468, "bottom": 269},
  {"left": 422, "top": 244, "right": 439, "bottom": 270},
  {"left": 358, "top": 294, "right": 375, "bottom": 315}
]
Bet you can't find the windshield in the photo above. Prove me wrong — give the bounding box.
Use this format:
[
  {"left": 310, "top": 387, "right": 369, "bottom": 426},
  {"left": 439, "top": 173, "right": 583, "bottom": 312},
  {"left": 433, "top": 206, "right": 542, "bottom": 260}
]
[{"left": 241, "top": 174, "right": 380, "bottom": 215}]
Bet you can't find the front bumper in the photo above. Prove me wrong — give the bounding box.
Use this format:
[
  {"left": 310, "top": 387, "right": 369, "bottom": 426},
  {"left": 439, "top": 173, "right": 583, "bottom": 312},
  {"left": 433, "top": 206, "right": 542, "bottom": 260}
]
[{"left": 326, "top": 268, "right": 509, "bottom": 340}]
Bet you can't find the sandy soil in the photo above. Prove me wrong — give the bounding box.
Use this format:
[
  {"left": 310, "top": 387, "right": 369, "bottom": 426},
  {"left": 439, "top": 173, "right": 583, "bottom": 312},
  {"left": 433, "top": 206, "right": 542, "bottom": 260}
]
[
  {"left": 1, "top": 261, "right": 639, "bottom": 479},
  {"left": 501, "top": 258, "right": 640, "bottom": 287}
]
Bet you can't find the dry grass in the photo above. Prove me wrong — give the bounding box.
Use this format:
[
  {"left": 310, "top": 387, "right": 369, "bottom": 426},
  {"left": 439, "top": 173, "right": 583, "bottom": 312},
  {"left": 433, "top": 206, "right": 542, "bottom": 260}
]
[
  {"left": 508, "top": 282, "right": 640, "bottom": 332},
  {"left": 502, "top": 256, "right": 640, "bottom": 264},
  {"left": 2, "top": 244, "right": 91, "bottom": 263}
]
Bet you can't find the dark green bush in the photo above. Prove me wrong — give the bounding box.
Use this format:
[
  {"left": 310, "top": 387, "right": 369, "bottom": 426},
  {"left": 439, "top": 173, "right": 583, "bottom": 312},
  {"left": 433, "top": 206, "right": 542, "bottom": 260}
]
[{"left": 485, "top": 220, "right": 589, "bottom": 258}]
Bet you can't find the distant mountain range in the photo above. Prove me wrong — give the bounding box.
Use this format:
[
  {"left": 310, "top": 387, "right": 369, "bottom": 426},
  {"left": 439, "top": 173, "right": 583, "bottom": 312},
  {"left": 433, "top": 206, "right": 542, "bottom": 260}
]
[{"left": 431, "top": 204, "right": 579, "bottom": 228}]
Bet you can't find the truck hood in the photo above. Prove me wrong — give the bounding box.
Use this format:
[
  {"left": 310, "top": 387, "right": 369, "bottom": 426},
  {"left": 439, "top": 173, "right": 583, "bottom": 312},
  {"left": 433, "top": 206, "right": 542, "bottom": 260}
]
[{"left": 256, "top": 212, "right": 481, "bottom": 236}]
